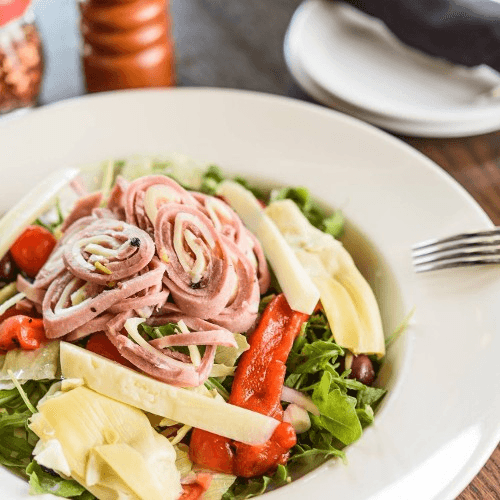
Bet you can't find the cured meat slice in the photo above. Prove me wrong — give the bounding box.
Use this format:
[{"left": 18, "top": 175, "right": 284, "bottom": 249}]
[
  {"left": 243, "top": 229, "right": 271, "bottom": 295},
  {"left": 193, "top": 193, "right": 270, "bottom": 295},
  {"left": 42, "top": 258, "right": 165, "bottom": 338},
  {"left": 60, "top": 191, "right": 103, "bottom": 232},
  {"left": 192, "top": 193, "right": 246, "bottom": 244},
  {"left": 208, "top": 237, "right": 259, "bottom": 333},
  {"left": 34, "top": 215, "right": 97, "bottom": 290},
  {"left": 155, "top": 204, "right": 237, "bottom": 320},
  {"left": 106, "top": 175, "right": 129, "bottom": 220},
  {"left": 63, "top": 218, "right": 155, "bottom": 285},
  {"left": 106, "top": 313, "right": 236, "bottom": 387},
  {"left": 124, "top": 175, "right": 196, "bottom": 233}
]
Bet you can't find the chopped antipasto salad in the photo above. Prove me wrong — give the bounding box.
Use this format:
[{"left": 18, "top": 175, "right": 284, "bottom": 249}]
[{"left": 0, "top": 156, "right": 393, "bottom": 500}]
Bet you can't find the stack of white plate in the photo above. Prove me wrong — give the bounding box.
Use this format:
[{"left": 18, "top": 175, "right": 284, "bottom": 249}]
[{"left": 284, "top": 0, "right": 500, "bottom": 137}]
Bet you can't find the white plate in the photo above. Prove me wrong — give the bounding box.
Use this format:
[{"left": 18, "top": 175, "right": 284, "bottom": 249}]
[
  {"left": 1, "top": 88, "right": 500, "bottom": 500},
  {"left": 285, "top": 0, "right": 500, "bottom": 137}
]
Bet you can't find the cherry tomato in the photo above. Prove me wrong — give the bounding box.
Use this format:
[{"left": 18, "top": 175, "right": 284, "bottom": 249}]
[
  {"left": 0, "top": 315, "right": 46, "bottom": 351},
  {"left": 10, "top": 225, "right": 57, "bottom": 278},
  {"left": 86, "top": 332, "right": 136, "bottom": 369}
]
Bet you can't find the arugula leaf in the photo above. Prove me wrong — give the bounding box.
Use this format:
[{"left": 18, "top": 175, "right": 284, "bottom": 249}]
[
  {"left": 288, "top": 340, "right": 343, "bottom": 375},
  {"left": 356, "top": 405, "right": 375, "bottom": 428},
  {"left": 26, "top": 461, "right": 96, "bottom": 499},
  {"left": 139, "top": 322, "right": 180, "bottom": 340},
  {"left": 322, "top": 210, "right": 345, "bottom": 238},
  {"left": 0, "top": 380, "right": 54, "bottom": 477},
  {"left": 200, "top": 165, "right": 225, "bottom": 195},
  {"left": 222, "top": 465, "right": 290, "bottom": 500},
  {"left": 356, "top": 385, "right": 387, "bottom": 408},
  {"left": 311, "top": 372, "right": 362, "bottom": 445}
]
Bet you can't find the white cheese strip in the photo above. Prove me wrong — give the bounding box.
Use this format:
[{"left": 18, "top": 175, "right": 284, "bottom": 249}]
[
  {"left": 217, "top": 180, "right": 320, "bottom": 314},
  {"left": 0, "top": 292, "right": 25, "bottom": 317},
  {"left": 266, "top": 199, "right": 385, "bottom": 357},
  {"left": 60, "top": 342, "right": 279, "bottom": 445},
  {"left": 0, "top": 167, "right": 80, "bottom": 261}
]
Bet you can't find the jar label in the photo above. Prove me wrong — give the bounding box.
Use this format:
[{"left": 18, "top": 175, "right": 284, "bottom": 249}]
[{"left": 0, "top": 0, "right": 32, "bottom": 27}]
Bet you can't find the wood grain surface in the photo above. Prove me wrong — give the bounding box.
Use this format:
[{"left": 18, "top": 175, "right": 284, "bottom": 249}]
[{"left": 25, "top": 0, "right": 500, "bottom": 498}]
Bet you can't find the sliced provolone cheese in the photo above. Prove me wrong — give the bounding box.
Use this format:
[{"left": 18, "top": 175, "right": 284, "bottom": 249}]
[
  {"left": 60, "top": 342, "right": 279, "bottom": 445},
  {"left": 265, "top": 199, "right": 385, "bottom": 357},
  {"left": 217, "top": 180, "right": 320, "bottom": 314}
]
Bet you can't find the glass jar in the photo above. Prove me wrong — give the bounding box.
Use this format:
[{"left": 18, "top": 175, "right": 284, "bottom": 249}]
[{"left": 0, "top": 0, "right": 44, "bottom": 115}]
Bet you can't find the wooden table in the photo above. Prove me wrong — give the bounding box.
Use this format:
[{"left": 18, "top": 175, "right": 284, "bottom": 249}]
[{"left": 26, "top": 0, "right": 500, "bottom": 497}]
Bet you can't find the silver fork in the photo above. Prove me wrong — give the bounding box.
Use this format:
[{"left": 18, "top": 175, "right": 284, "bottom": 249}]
[{"left": 411, "top": 228, "right": 500, "bottom": 272}]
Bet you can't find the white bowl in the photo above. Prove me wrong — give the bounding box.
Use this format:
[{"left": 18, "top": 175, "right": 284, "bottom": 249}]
[{"left": 1, "top": 88, "right": 500, "bottom": 500}]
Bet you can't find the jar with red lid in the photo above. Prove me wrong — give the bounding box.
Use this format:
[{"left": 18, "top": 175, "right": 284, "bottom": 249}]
[{"left": 0, "top": 0, "right": 44, "bottom": 115}]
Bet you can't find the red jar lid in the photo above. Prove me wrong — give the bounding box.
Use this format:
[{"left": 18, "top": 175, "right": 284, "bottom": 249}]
[{"left": 0, "top": 0, "right": 31, "bottom": 27}]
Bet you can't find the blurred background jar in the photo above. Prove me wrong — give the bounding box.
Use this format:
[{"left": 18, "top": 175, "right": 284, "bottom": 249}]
[
  {"left": 79, "top": 0, "right": 175, "bottom": 93},
  {"left": 0, "top": 0, "right": 44, "bottom": 115}
]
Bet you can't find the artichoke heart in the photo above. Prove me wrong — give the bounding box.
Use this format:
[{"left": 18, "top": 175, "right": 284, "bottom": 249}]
[
  {"left": 29, "top": 385, "right": 182, "bottom": 500},
  {"left": 265, "top": 199, "right": 385, "bottom": 358}
]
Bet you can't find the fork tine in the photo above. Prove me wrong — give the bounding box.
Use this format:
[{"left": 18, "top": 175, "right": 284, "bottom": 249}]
[
  {"left": 412, "top": 227, "right": 500, "bottom": 272},
  {"left": 411, "top": 237, "right": 500, "bottom": 258},
  {"left": 411, "top": 228, "right": 500, "bottom": 252},
  {"left": 413, "top": 245, "right": 500, "bottom": 265},
  {"left": 414, "top": 254, "right": 500, "bottom": 273}
]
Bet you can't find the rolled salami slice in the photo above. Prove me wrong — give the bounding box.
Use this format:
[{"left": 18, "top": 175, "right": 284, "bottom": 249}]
[
  {"left": 208, "top": 237, "right": 260, "bottom": 333},
  {"left": 42, "top": 258, "right": 165, "bottom": 338},
  {"left": 155, "top": 204, "right": 237, "bottom": 320},
  {"left": 106, "top": 313, "right": 235, "bottom": 387},
  {"left": 106, "top": 175, "right": 129, "bottom": 220},
  {"left": 125, "top": 175, "right": 196, "bottom": 233},
  {"left": 60, "top": 191, "right": 103, "bottom": 232},
  {"left": 192, "top": 192, "right": 246, "bottom": 244},
  {"left": 194, "top": 193, "right": 270, "bottom": 296},
  {"left": 34, "top": 215, "right": 97, "bottom": 290},
  {"left": 63, "top": 218, "right": 155, "bottom": 285}
]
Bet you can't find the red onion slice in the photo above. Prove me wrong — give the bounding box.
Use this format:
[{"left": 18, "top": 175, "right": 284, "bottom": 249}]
[{"left": 281, "top": 386, "right": 320, "bottom": 416}]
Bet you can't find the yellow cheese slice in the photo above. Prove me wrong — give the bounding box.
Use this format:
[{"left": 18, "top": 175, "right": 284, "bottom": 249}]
[
  {"left": 265, "top": 199, "right": 385, "bottom": 357},
  {"left": 30, "top": 385, "right": 181, "bottom": 500},
  {"left": 59, "top": 342, "right": 279, "bottom": 445}
]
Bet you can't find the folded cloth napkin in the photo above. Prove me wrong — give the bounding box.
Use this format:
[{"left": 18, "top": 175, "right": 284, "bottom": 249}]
[{"left": 340, "top": 0, "right": 500, "bottom": 73}]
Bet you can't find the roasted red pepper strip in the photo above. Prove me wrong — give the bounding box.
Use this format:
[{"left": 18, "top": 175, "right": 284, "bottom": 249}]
[
  {"left": 190, "top": 293, "right": 309, "bottom": 478},
  {"left": 0, "top": 315, "right": 47, "bottom": 351}
]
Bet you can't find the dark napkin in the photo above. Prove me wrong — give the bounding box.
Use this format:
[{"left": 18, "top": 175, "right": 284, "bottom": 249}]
[{"left": 340, "top": 0, "right": 500, "bottom": 73}]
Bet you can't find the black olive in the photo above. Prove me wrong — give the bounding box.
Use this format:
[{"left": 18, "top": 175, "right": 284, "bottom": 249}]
[
  {"left": 349, "top": 354, "right": 376, "bottom": 386},
  {"left": 130, "top": 237, "right": 141, "bottom": 247}
]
